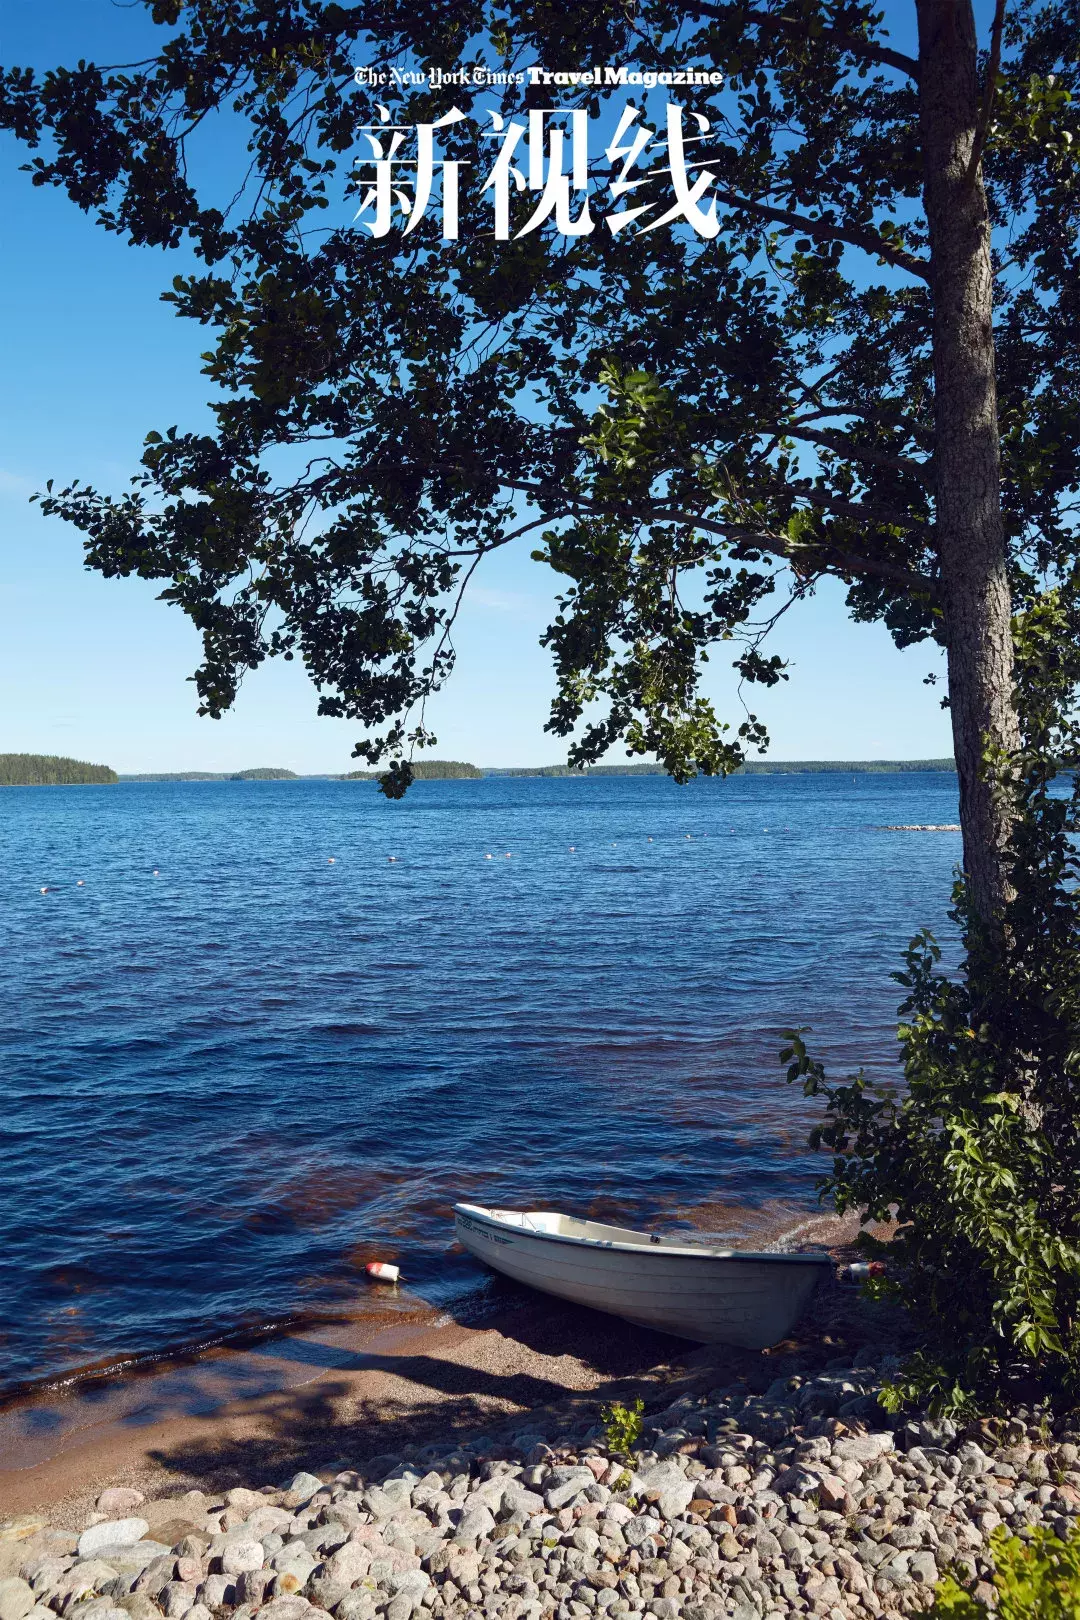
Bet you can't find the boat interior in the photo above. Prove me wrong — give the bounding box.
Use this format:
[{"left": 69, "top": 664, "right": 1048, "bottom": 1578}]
[
  {"left": 458, "top": 1204, "right": 832, "bottom": 1262},
  {"left": 487, "top": 1207, "right": 688, "bottom": 1246}
]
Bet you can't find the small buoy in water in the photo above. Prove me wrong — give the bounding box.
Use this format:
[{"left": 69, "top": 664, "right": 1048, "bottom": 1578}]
[
  {"left": 40, "top": 887, "right": 48, "bottom": 894},
  {"left": 388, "top": 856, "right": 397, "bottom": 863},
  {"left": 647, "top": 837, "right": 653, "bottom": 842},
  {"left": 485, "top": 853, "right": 493, "bottom": 860},
  {"left": 840, "top": 1260, "right": 886, "bottom": 1283},
  {"left": 365, "top": 1261, "right": 400, "bottom": 1283},
  {"left": 505, "top": 852, "right": 512, "bottom": 858},
  {"left": 152, "top": 869, "right": 159, "bottom": 876},
  {"left": 569, "top": 845, "right": 576, "bottom": 852},
  {"left": 76, "top": 880, "right": 85, "bottom": 887},
  {"left": 328, "top": 857, "right": 336, "bottom": 864}
]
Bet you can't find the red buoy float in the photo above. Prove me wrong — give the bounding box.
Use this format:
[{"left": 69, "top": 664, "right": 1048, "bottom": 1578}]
[{"left": 364, "top": 1261, "right": 400, "bottom": 1283}]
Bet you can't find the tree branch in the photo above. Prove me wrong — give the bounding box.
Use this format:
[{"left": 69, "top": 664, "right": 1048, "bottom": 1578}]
[
  {"left": 786, "top": 425, "right": 935, "bottom": 485},
  {"left": 644, "top": 504, "right": 935, "bottom": 594},
  {"left": 710, "top": 186, "right": 931, "bottom": 281},
  {"left": 692, "top": 4, "right": 920, "bottom": 81},
  {"left": 965, "top": 0, "right": 1007, "bottom": 186},
  {"left": 286, "top": 461, "right": 936, "bottom": 597}
]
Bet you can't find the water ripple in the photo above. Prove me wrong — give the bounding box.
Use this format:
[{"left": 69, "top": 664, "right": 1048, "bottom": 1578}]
[{"left": 0, "top": 772, "right": 959, "bottom": 1394}]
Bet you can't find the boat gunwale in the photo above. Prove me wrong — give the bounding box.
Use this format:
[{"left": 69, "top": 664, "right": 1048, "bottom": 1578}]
[{"left": 453, "top": 1203, "right": 833, "bottom": 1267}]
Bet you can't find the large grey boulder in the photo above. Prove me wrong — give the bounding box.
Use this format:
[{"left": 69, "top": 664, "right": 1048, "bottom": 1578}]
[{"left": 76, "top": 1528, "right": 149, "bottom": 1564}]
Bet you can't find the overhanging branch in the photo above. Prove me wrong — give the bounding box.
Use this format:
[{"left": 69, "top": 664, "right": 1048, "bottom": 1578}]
[
  {"left": 691, "top": 4, "right": 921, "bottom": 81},
  {"left": 710, "top": 187, "right": 931, "bottom": 282}
]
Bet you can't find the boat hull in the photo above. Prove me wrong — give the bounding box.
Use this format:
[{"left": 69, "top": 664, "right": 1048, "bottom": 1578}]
[{"left": 454, "top": 1205, "right": 830, "bottom": 1350}]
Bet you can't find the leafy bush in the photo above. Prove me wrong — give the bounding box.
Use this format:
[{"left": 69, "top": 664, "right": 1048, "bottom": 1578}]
[
  {"left": 917, "top": 1524, "right": 1080, "bottom": 1618},
  {"left": 784, "top": 594, "right": 1080, "bottom": 1414},
  {"left": 599, "top": 1397, "right": 644, "bottom": 1454}
]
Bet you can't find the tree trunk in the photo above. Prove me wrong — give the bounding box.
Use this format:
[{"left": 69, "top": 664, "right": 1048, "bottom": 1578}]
[{"left": 916, "top": 0, "right": 1020, "bottom": 927}]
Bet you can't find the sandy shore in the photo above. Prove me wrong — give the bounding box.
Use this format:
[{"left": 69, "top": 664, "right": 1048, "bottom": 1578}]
[
  {"left": 0, "top": 1298, "right": 699, "bottom": 1530},
  {"left": 0, "top": 1212, "right": 886, "bottom": 1531}
]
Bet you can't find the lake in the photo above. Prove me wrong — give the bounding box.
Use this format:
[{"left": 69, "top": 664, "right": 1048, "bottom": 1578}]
[{"left": 0, "top": 772, "right": 960, "bottom": 1397}]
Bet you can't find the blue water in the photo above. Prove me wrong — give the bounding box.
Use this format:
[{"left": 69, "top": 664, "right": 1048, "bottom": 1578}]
[{"left": 0, "top": 773, "right": 960, "bottom": 1395}]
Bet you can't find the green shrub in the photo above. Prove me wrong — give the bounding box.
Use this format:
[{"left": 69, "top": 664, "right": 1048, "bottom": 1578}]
[
  {"left": 599, "top": 1397, "right": 644, "bottom": 1454},
  {"left": 918, "top": 1524, "right": 1080, "bottom": 1618},
  {"left": 783, "top": 595, "right": 1080, "bottom": 1415}
]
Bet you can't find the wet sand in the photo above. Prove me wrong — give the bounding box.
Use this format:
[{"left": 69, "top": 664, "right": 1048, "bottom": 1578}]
[
  {"left": 0, "top": 1297, "right": 692, "bottom": 1529},
  {"left": 0, "top": 1209, "right": 890, "bottom": 1530}
]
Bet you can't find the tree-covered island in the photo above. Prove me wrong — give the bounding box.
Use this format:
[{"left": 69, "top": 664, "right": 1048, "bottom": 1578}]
[{"left": 0, "top": 753, "right": 117, "bottom": 785}]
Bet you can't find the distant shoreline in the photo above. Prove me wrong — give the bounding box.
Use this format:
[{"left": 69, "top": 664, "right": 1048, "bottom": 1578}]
[
  {"left": 0, "top": 757, "right": 960, "bottom": 786},
  {"left": 112, "top": 758, "right": 958, "bottom": 783}
]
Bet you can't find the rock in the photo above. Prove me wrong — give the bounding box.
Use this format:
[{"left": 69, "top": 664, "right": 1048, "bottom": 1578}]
[
  {"left": 284, "top": 1476, "right": 324, "bottom": 1505},
  {"left": 0, "top": 1529, "right": 46, "bottom": 1549},
  {"left": 241, "top": 1511, "right": 292, "bottom": 1544},
  {"left": 545, "top": 1471, "right": 596, "bottom": 1512},
  {"left": 771, "top": 1467, "right": 821, "bottom": 1500},
  {"left": 909, "top": 1550, "right": 939, "bottom": 1585},
  {"left": 138, "top": 1528, "right": 201, "bottom": 1559},
  {"left": 67, "top": 1605, "right": 129, "bottom": 1620},
  {"left": 198, "top": 1575, "right": 235, "bottom": 1608},
  {"left": 95, "top": 1497, "right": 145, "bottom": 1521},
  {"left": 12, "top": 1540, "right": 75, "bottom": 1587},
  {"left": 832, "top": 1434, "right": 894, "bottom": 1464},
  {"left": 223, "top": 1492, "right": 264, "bottom": 1515},
  {"left": 815, "top": 1475, "right": 853, "bottom": 1514},
  {"left": 129, "top": 1554, "right": 178, "bottom": 1600},
  {"left": 253, "top": 1599, "right": 317, "bottom": 1620},
  {"left": 325, "top": 1544, "right": 371, "bottom": 1587},
  {"left": 23, "top": 1564, "right": 71, "bottom": 1601},
  {"left": 0, "top": 1577, "right": 35, "bottom": 1620},
  {"left": 332, "top": 1598, "right": 375, "bottom": 1620},
  {"left": 386, "top": 1571, "right": 429, "bottom": 1598},
  {"left": 46, "top": 1562, "right": 128, "bottom": 1616},
  {"left": 268, "top": 1547, "right": 315, "bottom": 1580},
  {"left": 636, "top": 1465, "right": 695, "bottom": 1521},
  {"left": 114, "top": 1594, "right": 163, "bottom": 1620},
  {"left": 622, "top": 1519, "right": 658, "bottom": 1550},
  {"left": 956, "top": 1443, "right": 991, "bottom": 1478},
  {"left": 753, "top": 1528, "right": 781, "bottom": 1564},
  {"left": 235, "top": 1570, "right": 274, "bottom": 1609},
  {"left": 451, "top": 1507, "right": 494, "bottom": 1547},
  {"left": 96, "top": 1545, "right": 172, "bottom": 1581},
  {"left": 159, "top": 1584, "right": 197, "bottom": 1619},
  {"left": 220, "top": 1544, "right": 263, "bottom": 1578},
  {"left": 78, "top": 1526, "right": 151, "bottom": 1562}
]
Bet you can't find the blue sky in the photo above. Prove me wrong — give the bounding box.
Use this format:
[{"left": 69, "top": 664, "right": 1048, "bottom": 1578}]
[{"left": 0, "top": 0, "right": 954, "bottom": 773}]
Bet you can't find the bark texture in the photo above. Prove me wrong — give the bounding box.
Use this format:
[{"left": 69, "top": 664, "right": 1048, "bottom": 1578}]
[{"left": 917, "top": 0, "right": 1020, "bottom": 925}]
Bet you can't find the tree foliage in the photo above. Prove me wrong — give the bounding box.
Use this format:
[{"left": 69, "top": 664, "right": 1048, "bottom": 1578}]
[
  {"left": 784, "top": 589, "right": 1080, "bottom": 1411},
  {"left": 2, "top": 0, "right": 1077, "bottom": 793},
  {"left": 6, "top": 0, "right": 1080, "bottom": 1403},
  {"left": 0, "top": 753, "right": 117, "bottom": 786}
]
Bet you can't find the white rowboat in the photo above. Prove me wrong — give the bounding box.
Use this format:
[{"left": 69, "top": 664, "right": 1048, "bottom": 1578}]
[{"left": 453, "top": 1203, "right": 832, "bottom": 1349}]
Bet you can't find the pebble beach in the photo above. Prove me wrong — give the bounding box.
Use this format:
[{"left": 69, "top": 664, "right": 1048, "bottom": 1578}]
[{"left": 3, "top": 1303, "right": 1078, "bottom": 1620}]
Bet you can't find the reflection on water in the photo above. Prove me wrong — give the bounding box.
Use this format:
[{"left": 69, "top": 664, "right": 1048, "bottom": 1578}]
[{"left": 1, "top": 773, "right": 960, "bottom": 1397}]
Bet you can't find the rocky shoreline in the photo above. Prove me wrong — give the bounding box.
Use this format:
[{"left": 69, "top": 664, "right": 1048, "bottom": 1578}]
[{"left": 2, "top": 1343, "right": 1078, "bottom": 1620}]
